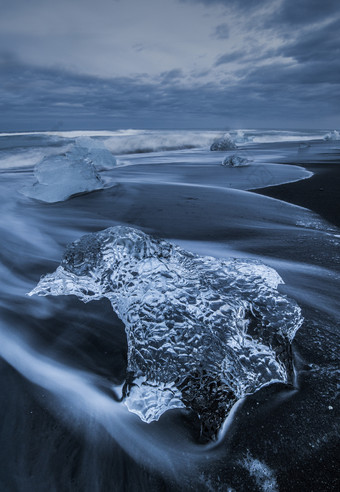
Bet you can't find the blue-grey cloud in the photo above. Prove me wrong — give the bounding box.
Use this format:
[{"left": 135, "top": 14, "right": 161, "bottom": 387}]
[
  {"left": 184, "top": 0, "right": 339, "bottom": 22},
  {"left": 215, "top": 51, "right": 244, "bottom": 66},
  {"left": 277, "top": 18, "right": 340, "bottom": 63},
  {"left": 1, "top": 0, "right": 339, "bottom": 131},
  {"left": 271, "top": 0, "right": 340, "bottom": 25},
  {"left": 160, "top": 69, "right": 184, "bottom": 83},
  {"left": 181, "top": 0, "right": 270, "bottom": 10},
  {"left": 212, "top": 24, "right": 230, "bottom": 40},
  {"left": 1, "top": 54, "right": 339, "bottom": 131}
]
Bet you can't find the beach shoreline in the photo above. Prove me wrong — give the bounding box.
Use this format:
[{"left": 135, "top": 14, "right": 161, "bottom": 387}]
[{"left": 252, "top": 156, "right": 340, "bottom": 229}]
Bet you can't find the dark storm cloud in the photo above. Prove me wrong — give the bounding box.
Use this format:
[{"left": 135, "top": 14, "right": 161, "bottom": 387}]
[
  {"left": 160, "top": 69, "right": 184, "bottom": 84},
  {"left": 277, "top": 18, "right": 340, "bottom": 63},
  {"left": 245, "top": 58, "right": 340, "bottom": 86},
  {"left": 270, "top": 0, "right": 340, "bottom": 25},
  {"left": 1, "top": 54, "right": 339, "bottom": 131},
  {"left": 185, "top": 0, "right": 339, "bottom": 21},
  {"left": 181, "top": 0, "right": 270, "bottom": 10},
  {"left": 214, "top": 48, "right": 273, "bottom": 67},
  {"left": 249, "top": 16, "right": 340, "bottom": 89}
]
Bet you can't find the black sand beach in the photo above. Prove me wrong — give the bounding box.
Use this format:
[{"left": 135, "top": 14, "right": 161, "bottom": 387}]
[
  {"left": 254, "top": 158, "right": 340, "bottom": 229},
  {"left": 0, "top": 132, "right": 339, "bottom": 492}
]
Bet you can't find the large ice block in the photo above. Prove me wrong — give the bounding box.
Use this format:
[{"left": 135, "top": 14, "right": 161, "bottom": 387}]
[{"left": 29, "top": 226, "right": 303, "bottom": 439}]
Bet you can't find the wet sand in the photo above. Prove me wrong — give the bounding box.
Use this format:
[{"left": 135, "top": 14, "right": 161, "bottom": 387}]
[{"left": 253, "top": 156, "right": 340, "bottom": 229}]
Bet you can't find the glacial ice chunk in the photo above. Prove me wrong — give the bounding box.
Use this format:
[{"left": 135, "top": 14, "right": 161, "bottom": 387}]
[
  {"left": 20, "top": 136, "right": 117, "bottom": 203},
  {"left": 21, "top": 154, "right": 104, "bottom": 203},
  {"left": 29, "top": 226, "right": 303, "bottom": 440},
  {"left": 74, "top": 136, "right": 117, "bottom": 169},
  {"left": 222, "top": 153, "right": 251, "bottom": 167},
  {"left": 210, "top": 133, "right": 237, "bottom": 151}
]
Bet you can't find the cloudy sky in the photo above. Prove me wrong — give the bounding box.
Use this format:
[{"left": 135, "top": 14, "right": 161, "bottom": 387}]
[{"left": 1, "top": 0, "right": 339, "bottom": 130}]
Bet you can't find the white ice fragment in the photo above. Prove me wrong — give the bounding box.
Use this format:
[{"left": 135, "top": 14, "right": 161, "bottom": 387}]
[
  {"left": 222, "top": 153, "right": 252, "bottom": 167},
  {"left": 124, "top": 377, "right": 185, "bottom": 422},
  {"left": 210, "top": 133, "right": 237, "bottom": 151}
]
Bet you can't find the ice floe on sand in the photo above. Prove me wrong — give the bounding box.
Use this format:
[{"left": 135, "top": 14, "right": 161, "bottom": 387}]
[
  {"left": 21, "top": 137, "right": 116, "bottom": 203},
  {"left": 30, "top": 226, "right": 303, "bottom": 440},
  {"left": 210, "top": 133, "right": 237, "bottom": 151},
  {"left": 222, "top": 153, "right": 252, "bottom": 167}
]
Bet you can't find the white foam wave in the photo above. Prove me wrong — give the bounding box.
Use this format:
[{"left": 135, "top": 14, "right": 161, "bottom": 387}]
[
  {"left": 323, "top": 130, "right": 340, "bottom": 141},
  {"left": 0, "top": 147, "right": 70, "bottom": 170},
  {"left": 103, "top": 131, "right": 217, "bottom": 154},
  {"left": 0, "top": 129, "right": 330, "bottom": 154},
  {"left": 250, "top": 131, "right": 324, "bottom": 144},
  {"left": 0, "top": 130, "right": 141, "bottom": 138}
]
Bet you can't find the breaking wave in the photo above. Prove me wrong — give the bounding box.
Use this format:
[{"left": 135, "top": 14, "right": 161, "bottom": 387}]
[
  {"left": 1, "top": 129, "right": 332, "bottom": 157},
  {"left": 323, "top": 130, "right": 340, "bottom": 141}
]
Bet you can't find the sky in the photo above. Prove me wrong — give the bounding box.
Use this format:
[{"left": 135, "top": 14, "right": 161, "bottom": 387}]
[{"left": 1, "top": 0, "right": 339, "bottom": 131}]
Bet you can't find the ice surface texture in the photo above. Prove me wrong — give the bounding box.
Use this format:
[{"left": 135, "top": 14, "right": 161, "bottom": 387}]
[
  {"left": 222, "top": 154, "right": 251, "bottom": 167},
  {"left": 21, "top": 137, "right": 116, "bottom": 203},
  {"left": 74, "top": 136, "right": 117, "bottom": 170},
  {"left": 30, "top": 226, "right": 303, "bottom": 440},
  {"left": 210, "top": 133, "right": 237, "bottom": 151}
]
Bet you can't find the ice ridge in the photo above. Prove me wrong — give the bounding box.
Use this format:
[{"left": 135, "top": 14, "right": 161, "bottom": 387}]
[{"left": 29, "top": 226, "right": 303, "bottom": 440}]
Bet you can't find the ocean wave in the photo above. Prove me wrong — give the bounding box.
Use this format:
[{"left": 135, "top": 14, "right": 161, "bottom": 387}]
[
  {"left": 323, "top": 130, "right": 340, "bottom": 141},
  {"left": 103, "top": 131, "right": 218, "bottom": 154},
  {"left": 0, "top": 129, "right": 331, "bottom": 156},
  {"left": 0, "top": 147, "right": 70, "bottom": 171}
]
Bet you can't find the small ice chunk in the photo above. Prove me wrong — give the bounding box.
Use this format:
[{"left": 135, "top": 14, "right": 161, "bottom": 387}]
[
  {"left": 210, "top": 133, "right": 237, "bottom": 151},
  {"left": 222, "top": 153, "right": 251, "bottom": 167},
  {"left": 124, "top": 377, "right": 185, "bottom": 422},
  {"left": 21, "top": 153, "right": 104, "bottom": 203}
]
